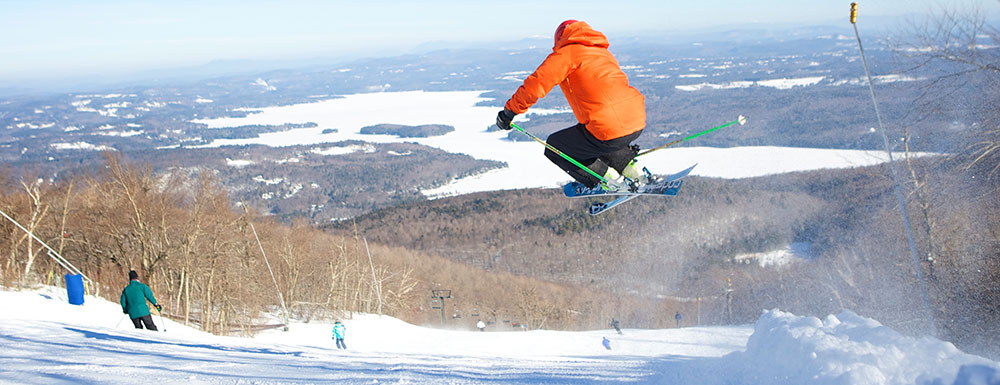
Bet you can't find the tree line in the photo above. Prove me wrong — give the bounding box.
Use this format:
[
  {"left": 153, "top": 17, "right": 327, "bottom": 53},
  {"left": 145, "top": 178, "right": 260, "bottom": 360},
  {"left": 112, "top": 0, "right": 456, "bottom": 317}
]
[{"left": 1, "top": 153, "right": 696, "bottom": 334}]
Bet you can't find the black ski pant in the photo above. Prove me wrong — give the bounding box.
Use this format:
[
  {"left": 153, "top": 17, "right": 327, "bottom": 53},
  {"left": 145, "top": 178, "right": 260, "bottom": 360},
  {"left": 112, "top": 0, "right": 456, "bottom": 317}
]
[
  {"left": 131, "top": 314, "right": 158, "bottom": 331},
  {"left": 544, "top": 123, "right": 642, "bottom": 188},
  {"left": 335, "top": 338, "right": 347, "bottom": 349}
]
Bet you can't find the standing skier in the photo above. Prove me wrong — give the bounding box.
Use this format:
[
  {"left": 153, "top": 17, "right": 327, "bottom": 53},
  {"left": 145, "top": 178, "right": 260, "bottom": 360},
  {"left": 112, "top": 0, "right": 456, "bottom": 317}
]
[
  {"left": 120, "top": 270, "right": 160, "bottom": 331},
  {"left": 496, "top": 20, "right": 648, "bottom": 192},
  {"left": 332, "top": 320, "right": 347, "bottom": 350}
]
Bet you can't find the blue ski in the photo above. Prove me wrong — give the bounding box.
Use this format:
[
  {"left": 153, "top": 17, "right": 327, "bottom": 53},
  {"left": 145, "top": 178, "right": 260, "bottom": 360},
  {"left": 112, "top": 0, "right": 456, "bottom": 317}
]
[
  {"left": 562, "top": 164, "right": 696, "bottom": 216},
  {"left": 588, "top": 194, "right": 640, "bottom": 215},
  {"left": 563, "top": 164, "right": 696, "bottom": 198}
]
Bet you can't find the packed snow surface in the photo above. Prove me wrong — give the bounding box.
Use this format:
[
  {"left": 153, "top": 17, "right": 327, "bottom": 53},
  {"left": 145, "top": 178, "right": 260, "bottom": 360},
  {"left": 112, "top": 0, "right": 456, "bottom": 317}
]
[
  {"left": 2, "top": 287, "right": 997, "bottom": 384},
  {"left": 191, "top": 90, "right": 934, "bottom": 197}
]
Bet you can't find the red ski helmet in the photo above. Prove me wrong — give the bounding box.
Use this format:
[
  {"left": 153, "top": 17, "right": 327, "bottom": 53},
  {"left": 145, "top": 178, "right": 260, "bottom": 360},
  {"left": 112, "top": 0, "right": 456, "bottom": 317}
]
[{"left": 554, "top": 19, "right": 579, "bottom": 44}]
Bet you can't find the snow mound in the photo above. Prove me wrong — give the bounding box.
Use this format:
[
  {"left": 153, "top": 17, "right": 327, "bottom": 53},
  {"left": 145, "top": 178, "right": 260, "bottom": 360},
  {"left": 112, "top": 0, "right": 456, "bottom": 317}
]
[{"left": 727, "top": 309, "right": 999, "bottom": 385}]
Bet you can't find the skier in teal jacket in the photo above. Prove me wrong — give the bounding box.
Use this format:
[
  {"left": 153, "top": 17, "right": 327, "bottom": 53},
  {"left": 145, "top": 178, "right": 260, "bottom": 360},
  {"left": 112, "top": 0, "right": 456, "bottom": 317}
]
[
  {"left": 332, "top": 320, "right": 347, "bottom": 349},
  {"left": 120, "top": 270, "right": 160, "bottom": 330}
]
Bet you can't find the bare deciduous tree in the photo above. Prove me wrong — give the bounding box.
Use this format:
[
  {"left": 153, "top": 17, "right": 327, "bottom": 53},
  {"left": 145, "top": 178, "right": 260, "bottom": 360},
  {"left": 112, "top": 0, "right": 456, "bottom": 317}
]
[{"left": 894, "top": 3, "right": 1000, "bottom": 176}]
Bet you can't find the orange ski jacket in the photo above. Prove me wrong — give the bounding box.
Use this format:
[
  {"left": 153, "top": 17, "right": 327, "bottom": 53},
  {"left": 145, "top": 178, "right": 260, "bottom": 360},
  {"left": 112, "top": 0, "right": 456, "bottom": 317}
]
[{"left": 505, "top": 21, "right": 645, "bottom": 141}]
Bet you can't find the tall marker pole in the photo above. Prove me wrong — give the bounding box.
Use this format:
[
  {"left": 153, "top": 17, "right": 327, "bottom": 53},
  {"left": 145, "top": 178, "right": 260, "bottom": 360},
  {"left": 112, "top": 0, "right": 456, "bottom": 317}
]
[{"left": 850, "top": 2, "right": 936, "bottom": 334}]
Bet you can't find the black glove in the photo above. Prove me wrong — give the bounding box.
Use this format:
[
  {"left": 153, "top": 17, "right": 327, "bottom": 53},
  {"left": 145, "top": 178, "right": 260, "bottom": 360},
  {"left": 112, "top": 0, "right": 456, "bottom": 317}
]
[
  {"left": 496, "top": 108, "right": 516, "bottom": 131},
  {"left": 155, "top": 304, "right": 162, "bottom": 312}
]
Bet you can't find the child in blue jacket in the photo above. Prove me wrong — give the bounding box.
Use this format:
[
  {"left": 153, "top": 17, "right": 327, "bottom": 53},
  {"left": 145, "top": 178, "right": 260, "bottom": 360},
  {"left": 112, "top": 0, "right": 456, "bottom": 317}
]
[{"left": 332, "top": 321, "right": 347, "bottom": 350}]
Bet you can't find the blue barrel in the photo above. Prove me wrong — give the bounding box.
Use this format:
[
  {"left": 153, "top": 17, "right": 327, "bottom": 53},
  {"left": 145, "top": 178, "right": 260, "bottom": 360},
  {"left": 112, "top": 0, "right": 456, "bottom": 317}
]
[{"left": 65, "top": 274, "right": 85, "bottom": 305}]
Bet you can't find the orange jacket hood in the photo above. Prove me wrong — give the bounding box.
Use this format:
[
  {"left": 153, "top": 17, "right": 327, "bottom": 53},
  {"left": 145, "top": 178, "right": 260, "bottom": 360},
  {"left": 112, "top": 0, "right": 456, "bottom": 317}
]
[{"left": 554, "top": 21, "right": 609, "bottom": 52}]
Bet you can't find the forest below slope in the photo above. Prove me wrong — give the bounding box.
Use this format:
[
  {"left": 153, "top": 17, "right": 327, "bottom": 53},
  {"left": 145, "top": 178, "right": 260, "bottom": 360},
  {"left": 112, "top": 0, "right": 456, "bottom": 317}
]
[{"left": 0, "top": 154, "right": 679, "bottom": 336}]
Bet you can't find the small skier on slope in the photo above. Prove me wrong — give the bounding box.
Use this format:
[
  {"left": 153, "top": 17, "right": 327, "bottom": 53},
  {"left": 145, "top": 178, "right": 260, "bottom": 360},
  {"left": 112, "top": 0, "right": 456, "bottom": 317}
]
[
  {"left": 120, "top": 270, "right": 160, "bottom": 331},
  {"left": 495, "top": 20, "right": 649, "bottom": 192},
  {"left": 332, "top": 320, "right": 347, "bottom": 350}
]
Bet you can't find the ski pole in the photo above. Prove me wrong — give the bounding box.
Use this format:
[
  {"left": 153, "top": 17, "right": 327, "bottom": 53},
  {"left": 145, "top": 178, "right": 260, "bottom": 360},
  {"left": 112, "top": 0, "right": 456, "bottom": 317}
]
[
  {"left": 637, "top": 115, "right": 747, "bottom": 157},
  {"left": 157, "top": 306, "right": 167, "bottom": 332},
  {"left": 509, "top": 123, "right": 610, "bottom": 184},
  {"left": 115, "top": 314, "right": 126, "bottom": 328}
]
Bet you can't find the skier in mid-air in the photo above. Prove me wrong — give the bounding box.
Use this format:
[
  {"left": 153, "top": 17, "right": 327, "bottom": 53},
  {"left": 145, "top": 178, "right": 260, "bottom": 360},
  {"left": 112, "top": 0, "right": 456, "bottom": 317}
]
[{"left": 495, "top": 20, "right": 648, "bottom": 192}]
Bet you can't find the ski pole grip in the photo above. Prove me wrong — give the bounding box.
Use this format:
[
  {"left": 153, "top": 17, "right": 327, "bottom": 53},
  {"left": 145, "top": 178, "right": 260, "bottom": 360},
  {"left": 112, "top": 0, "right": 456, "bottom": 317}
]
[{"left": 850, "top": 2, "right": 858, "bottom": 24}]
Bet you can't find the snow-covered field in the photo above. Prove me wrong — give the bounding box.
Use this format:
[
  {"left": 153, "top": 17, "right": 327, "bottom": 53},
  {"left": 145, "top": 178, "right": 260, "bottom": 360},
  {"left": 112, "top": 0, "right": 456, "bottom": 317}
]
[
  {"left": 192, "top": 90, "right": 932, "bottom": 197},
  {"left": 1, "top": 287, "right": 997, "bottom": 384}
]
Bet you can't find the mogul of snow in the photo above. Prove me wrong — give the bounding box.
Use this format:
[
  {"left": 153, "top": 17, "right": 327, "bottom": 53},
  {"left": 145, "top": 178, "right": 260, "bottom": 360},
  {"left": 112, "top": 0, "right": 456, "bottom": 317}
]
[{"left": 495, "top": 20, "right": 648, "bottom": 192}]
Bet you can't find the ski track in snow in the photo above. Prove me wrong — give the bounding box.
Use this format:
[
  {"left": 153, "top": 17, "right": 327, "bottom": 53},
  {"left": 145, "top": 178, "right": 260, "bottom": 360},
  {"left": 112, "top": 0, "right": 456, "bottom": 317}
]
[{"left": 2, "top": 288, "right": 998, "bottom": 385}]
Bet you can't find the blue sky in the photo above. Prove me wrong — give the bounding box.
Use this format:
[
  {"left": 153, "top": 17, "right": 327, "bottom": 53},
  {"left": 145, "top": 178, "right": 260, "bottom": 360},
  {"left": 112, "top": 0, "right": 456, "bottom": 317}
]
[{"left": 0, "top": 0, "right": 993, "bottom": 81}]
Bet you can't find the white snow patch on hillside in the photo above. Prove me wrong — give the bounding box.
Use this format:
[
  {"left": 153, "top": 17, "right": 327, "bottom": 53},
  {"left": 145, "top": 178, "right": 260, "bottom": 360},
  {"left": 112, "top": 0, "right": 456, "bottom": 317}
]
[
  {"left": 253, "top": 175, "right": 283, "bottom": 185},
  {"left": 734, "top": 242, "right": 812, "bottom": 267},
  {"left": 757, "top": 76, "right": 825, "bottom": 89},
  {"left": 14, "top": 122, "right": 56, "bottom": 129},
  {"left": 50, "top": 142, "right": 115, "bottom": 151},
  {"left": 274, "top": 157, "right": 301, "bottom": 164},
  {"left": 830, "top": 74, "right": 926, "bottom": 86},
  {"left": 1, "top": 287, "right": 997, "bottom": 384},
  {"left": 285, "top": 183, "right": 304, "bottom": 198},
  {"left": 311, "top": 143, "right": 376, "bottom": 155},
  {"left": 226, "top": 158, "right": 254, "bottom": 167},
  {"left": 678, "top": 76, "right": 831, "bottom": 91},
  {"left": 676, "top": 81, "right": 754, "bottom": 91},
  {"left": 97, "top": 130, "right": 144, "bottom": 137}
]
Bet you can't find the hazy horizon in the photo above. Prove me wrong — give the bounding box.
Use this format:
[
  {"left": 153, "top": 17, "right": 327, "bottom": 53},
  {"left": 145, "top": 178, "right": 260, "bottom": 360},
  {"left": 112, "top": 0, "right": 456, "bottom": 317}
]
[{"left": 2, "top": 0, "right": 990, "bottom": 88}]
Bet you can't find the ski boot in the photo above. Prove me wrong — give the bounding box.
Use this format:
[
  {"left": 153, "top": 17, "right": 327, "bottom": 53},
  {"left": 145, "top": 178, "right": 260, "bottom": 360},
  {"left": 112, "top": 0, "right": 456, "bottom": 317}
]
[
  {"left": 599, "top": 167, "right": 630, "bottom": 192},
  {"left": 622, "top": 158, "right": 654, "bottom": 187}
]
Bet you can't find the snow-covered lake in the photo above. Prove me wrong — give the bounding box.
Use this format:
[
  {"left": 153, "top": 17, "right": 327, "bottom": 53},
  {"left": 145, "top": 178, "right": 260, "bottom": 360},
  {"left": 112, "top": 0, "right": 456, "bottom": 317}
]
[
  {"left": 2, "top": 287, "right": 997, "bottom": 384},
  {"left": 193, "top": 90, "right": 930, "bottom": 197}
]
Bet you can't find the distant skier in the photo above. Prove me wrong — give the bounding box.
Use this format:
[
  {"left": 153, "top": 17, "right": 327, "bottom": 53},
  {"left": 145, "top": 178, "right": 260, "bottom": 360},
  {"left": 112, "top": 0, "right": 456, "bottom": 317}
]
[
  {"left": 477, "top": 320, "right": 486, "bottom": 332},
  {"left": 120, "top": 270, "right": 160, "bottom": 331},
  {"left": 495, "top": 20, "right": 648, "bottom": 192},
  {"left": 332, "top": 320, "right": 347, "bottom": 350},
  {"left": 611, "top": 318, "right": 622, "bottom": 335},
  {"left": 675, "top": 311, "right": 683, "bottom": 328},
  {"left": 602, "top": 337, "right": 612, "bottom": 350}
]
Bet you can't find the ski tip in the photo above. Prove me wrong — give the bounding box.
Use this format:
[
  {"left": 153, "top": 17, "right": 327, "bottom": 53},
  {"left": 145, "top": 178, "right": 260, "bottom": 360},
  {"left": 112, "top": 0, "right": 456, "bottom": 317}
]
[
  {"left": 562, "top": 183, "right": 575, "bottom": 197},
  {"left": 738, "top": 115, "right": 748, "bottom": 126}
]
